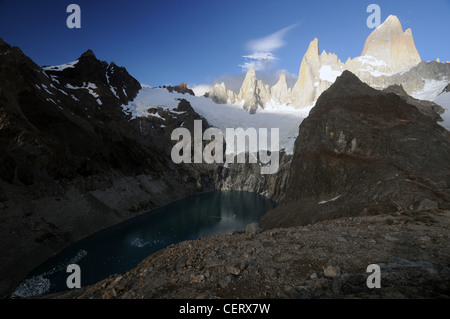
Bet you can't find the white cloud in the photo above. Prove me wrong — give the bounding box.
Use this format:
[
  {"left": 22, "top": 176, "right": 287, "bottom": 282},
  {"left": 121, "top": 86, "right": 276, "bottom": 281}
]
[
  {"left": 239, "top": 52, "right": 278, "bottom": 71},
  {"left": 243, "top": 52, "right": 278, "bottom": 61},
  {"left": 246, "top": 24, "right": 298, "bottom": 53},
  {"left": 241, "top": 23, "right": 298, "bottom": 72}
]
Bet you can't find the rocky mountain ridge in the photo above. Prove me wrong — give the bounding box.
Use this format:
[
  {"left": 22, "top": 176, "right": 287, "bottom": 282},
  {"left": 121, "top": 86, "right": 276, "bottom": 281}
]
[
  {"left": 261, "top": 71, "right": 450, "bottom": 229},
  {"left": 207, "top": 15, "right": 449, "bottom": 112},
  {"left": 0, "top": 39, "right": 292, "bottom": 298},
  {"left": 0, "top": 39, "right": 224, "bottom": 297}
]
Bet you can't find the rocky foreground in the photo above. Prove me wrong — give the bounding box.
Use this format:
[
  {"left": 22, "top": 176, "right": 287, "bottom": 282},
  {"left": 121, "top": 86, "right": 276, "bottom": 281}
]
[{"left": 47, "top": 205, "right": 450, "bottom": 299}]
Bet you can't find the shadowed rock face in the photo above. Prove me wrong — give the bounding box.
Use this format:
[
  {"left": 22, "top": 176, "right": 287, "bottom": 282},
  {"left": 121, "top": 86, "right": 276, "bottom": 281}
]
[
  {"left": 43, "top": 49, "right": 142, "bottom": 106},
  {"left": 382, "top": 84, "right": 444, "bottom": 122},
  {"left": 0, "top": 39, "right": 217, "bottom": 297},
  {"left": 261, "top": 71, "right": 450, "bottom": 229},
  {"left": 442, "top": 83, "right": 450, "bottom": 94},
  {"left": 0, "top": 40, "right": 158, "bottom": 184}
]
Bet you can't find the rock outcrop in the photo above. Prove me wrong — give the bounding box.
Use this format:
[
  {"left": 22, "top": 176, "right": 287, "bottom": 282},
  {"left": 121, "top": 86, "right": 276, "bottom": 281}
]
[
  {"left": 291, "top": 38, "right": 344, "bottom": 108},
  {"left": 270, "top": 74, "right": 291, "bottom": 105},
  {"left": 382, "top": 84, "right": 444, "bottom": 121},
  {"left": 205, "top": 82, "right": 236, "bottom": 104},
  {"left": 165, "top": 83, "right": 195, "bottom": 96},
  {"left": 355, "top": 60, "right": 450, "bottom": 97},
  {"left": 43, "top": 48, "right": 142, "bottom": 106},
  {"left": 261, "top": 71, "right": 450, "bottom": 229},
  {"left": 217, "top": 152, "right": 292, "bottom": 202},
  {"left": 237, "top": 68, "right": 271, "bottom": 114},
  {"left": 207, "top": 68, "right": 272, "bottom": 113}
]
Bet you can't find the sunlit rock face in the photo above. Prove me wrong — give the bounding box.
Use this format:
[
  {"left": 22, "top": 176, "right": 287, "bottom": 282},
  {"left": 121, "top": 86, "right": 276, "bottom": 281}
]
[
  {"left": 207, "top": 15, "right": 432, "bottom": 112},
  {"left": 360, "top": 15, "right": 421, "bottom": 73}
]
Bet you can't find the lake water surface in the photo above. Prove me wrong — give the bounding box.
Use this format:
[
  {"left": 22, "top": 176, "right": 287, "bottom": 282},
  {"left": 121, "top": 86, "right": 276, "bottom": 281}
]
[{"left": 13, "top": 191, "right": 276, "bottom": 298}]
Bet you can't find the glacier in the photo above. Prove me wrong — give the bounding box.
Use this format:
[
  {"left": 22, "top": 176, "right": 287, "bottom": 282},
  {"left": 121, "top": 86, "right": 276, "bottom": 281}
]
[{"left": 121, "top": 87, "right": 312, "bottom": 154}]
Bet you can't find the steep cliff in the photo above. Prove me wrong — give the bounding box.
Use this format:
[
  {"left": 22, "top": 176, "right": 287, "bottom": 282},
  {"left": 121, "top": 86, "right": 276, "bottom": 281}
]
[
  {"left": 0, "top": 40, "right": 217, "bottom": 297},
  {"left": 261, "top": 71, "right": 450, "bottom": 228}
]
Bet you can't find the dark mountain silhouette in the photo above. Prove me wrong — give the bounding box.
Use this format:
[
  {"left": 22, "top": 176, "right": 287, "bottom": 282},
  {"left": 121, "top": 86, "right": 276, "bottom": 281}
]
[
  {"left": 0, "top": 39, "right": 214, "bottom": 297},
  {"left": 261, "top": 71, "right": 450, "bottom": 228}
]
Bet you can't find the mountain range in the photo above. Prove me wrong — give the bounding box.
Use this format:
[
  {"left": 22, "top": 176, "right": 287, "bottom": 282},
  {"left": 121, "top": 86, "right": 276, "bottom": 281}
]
[
  {"left": 207, "top": 15, "right": 450, "bottom": 114},
  {"left": 55, "top": 70, "right": 450, "bottom": 300},
  {"left": 1, "top": 14, "right": 450, "bottom": 299}
]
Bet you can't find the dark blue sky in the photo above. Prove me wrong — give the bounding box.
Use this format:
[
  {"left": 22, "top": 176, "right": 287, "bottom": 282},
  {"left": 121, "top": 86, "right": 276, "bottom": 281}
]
[{"left": 1, "top": 0, "right": 449, "bottom": 88}]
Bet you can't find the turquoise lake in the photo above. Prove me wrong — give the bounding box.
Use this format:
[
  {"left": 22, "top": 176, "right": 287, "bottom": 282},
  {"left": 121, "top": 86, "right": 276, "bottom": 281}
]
[{"left": 13, "top": 191, "right": 276, "bottom": 297}]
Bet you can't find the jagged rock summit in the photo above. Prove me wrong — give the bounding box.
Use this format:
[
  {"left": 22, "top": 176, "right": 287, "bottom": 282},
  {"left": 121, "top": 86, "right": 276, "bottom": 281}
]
[
  {"left": 238, "top": 67, "right": 271, "bottom": 114},
  {"left": 360, "top": 15, "right": 421, "bottom": 73},
  {"left": 271, "top": 74, "right": 290, "bottom": 105},
  {"left": 261, "top": 70, "right": 450, "bottom": 228},
  {"left": 80, "top": 49, "right": 96, "bottom": 58},
  {"left": 207, "top": 15, "right": 450, "bottom": 113},
  {"left": 0, "top": 41, "right": 217, "bottom": 297},
  {"left": 290, "top": 37, "right": 343, "bottom": 108},
  {"left": 206, "top": 67, "right": 275, "bottom": 114},
  {"left": 205, "top": 81, "right": 236, "bottom": 104},
  {"left": 43, "top": 49, "right": 142, "bottom": 106}
]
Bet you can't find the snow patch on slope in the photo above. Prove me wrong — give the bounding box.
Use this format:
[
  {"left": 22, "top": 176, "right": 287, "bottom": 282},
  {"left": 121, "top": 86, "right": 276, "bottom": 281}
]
[
  {"left": 318, "top": 195, "right": 341, "bottom": 204},
  {"left": 42, "top": 60, "right": 79, "bottom": 71},
  {"left": 356, "top": 55, "right": 387, "bottom": 67},
  {"left": 352, "top": 55, "right": 396, "bottom": 77},
  {"left": 319, "top": 65, "right": 342, "bottom": 82},
  {"left": 65, "top": 82, "right": 101, "bottom": 104},
  {"left": 412, "top": 79, "right": 448, "bottom": 101},
  {"left": 122, "top": 87, "right": 310, "bottom": 154},
  {"left": 434, "top": 92, "right": 450, "bottom": 131}
]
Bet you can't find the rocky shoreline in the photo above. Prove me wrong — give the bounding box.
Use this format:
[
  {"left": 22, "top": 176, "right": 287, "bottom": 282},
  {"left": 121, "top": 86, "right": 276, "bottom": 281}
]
[{"left": 45, "top": 207, "right": 450, "bottom": 299}]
